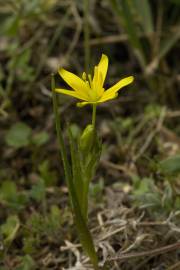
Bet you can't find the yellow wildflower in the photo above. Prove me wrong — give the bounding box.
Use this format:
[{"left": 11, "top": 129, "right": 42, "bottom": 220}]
[{"left": 55, "top": 54, "right": 134, "bottom": 106}]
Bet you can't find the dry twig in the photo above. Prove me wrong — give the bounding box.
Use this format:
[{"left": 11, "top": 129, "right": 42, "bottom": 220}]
[{"left": 106, "top": 241, "right": 180, "bottom": 262}]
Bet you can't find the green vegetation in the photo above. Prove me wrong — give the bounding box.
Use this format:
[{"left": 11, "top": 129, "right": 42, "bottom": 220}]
[{"left": 0, "top": 0, "right": 180, "bottom": 269}]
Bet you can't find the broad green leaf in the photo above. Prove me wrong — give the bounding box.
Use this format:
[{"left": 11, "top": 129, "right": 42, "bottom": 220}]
[
  {"left": 11, "top": 49, "right": 35, "bottom": 82},
  {"left": 1, "top": 215, "right": 20, "bottom": 243},
  {"left": 32, "top": 131, "right": 49, "bottom": 146},
  {"left": 145, "top": 104, "right": 162, "bottom": 119},
  {"left": 38, "top": 160, "right": 57, "bottom": 187},
  {"left": 133, "top": 177, "right": 153, "bottom": 196},
  {"left": 2, "top": 15, "right": 20, "bottom": 36},
  {"left": 69, "top": 123, "right": 81, "bottom": 139},
  {"left": 159, "top": 154, "right": 180, "bottom": 175},
  {"left": 15, "top": 49, "right": 31, "bottom": 68},
  {"left": 0, "top": 180, "right": 17, "bottom": 201},
  {"left": 15, "top": 255, "right": 35, "bottom": 270},
  {"left": 90, "top": 178, "right": 104, "bottom": 198},
  {"left": 132, "top": 177, "right": 162, "bottom": 210},
  {"left": 38, "top": 160, "right": 57, "bottom": 186},
  {"left": 0, "top": 180, "right": 28, "bottom": 210},
  {"left": 49, "top": 205, "right": 61, "bottom": 229},
  {"left": 6, "top": 122, "right": 32, "bottom": 148},
  {"left": 30, "top": 178, "right": 45, "bottom": 202}
]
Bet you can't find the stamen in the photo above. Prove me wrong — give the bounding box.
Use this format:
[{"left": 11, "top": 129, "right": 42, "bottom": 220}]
[
  {"left": 86, "top": 81, "right": 90, "bottom": 88},
  {"left": 88, "top": 74, "right": 92, "bottom": 87},
  {"left": 82, "top": 72, "right": 87, "bottom": 81}
]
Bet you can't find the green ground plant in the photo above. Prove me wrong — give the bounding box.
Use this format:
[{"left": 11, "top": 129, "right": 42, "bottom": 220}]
[
  {"left": 52, "top": 53, "right": 134, "bottom": 268},
  {"left": 0, "top": 1, "right": 180, "bottom": 269}
]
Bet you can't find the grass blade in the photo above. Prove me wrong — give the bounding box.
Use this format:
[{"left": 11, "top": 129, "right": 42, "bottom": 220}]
[
  {"left": 132, "top": 0, "right": 154, "bottom": 34},
  {"left": 68, "top": 126, "right": 84, "bottom": 216},
  {"left": 159, "top": 28, "right": 180, "bottom": 60},
  {"left": 109, "top": 0, "right": 146, "bottom": 68},
  {"left": 83, "top": 0, "right": 90, "bottom": 73},
  {"left": 145, "top": 28, "right": 180, "bottom": 74}
]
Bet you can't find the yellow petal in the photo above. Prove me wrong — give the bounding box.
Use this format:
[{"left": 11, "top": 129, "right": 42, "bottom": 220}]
[
  {"left": 59, "top": 68, "right": 90, "bottom": 100},
  {"left": 77, "top": 100, "right": 99, "bottom": 107},
  {"left": 55, "top": 88, "right": 88, "bottom": 101},
  {"left": 92, "top": 65, "right": 105, "bottom": 98},
  {"left": 77, "top": 101, "right": 90, "bottom": 107},
  {"left": 102, "top": 76, "right": 134, "bottom": 100},
  {"left": 97, "top": 54, "right": 108, "bottom": 86},
  {"left": 98, "top": 93, "right": 118, "bottom": 103},
  {"left": 92, "top": 66, "right": 98, "bottom": 91}
]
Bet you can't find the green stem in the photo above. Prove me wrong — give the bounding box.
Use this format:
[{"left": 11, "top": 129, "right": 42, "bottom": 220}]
[
  {"left": 83, "top": 0, "right": 90, "bottom": 73},
  {"left": 51, "top": 75, "right": 71, "bottom": 186},
  {"left": 92, "top": 104, "right": 97, "bottom": 128}
]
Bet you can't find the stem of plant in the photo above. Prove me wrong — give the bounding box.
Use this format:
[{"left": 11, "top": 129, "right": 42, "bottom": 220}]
[
  {"left": 51, "top": 74, "right": 72, "bottom": 187},
  {"left": 83, "top": 0, "right": 90, "bottom": 73},
  {"left": 92, "top": 104, "right": 97, "bottom": 128}
]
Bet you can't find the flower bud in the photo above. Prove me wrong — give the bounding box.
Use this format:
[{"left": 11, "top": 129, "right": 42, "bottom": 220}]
[{"left": 79, "top": 124, "right": 94, "bottom": 154}]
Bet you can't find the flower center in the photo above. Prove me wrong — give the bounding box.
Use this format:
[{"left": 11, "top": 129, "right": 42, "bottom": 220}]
[{"left": 82, "top": 71, "right": 104, "bottom": 102}]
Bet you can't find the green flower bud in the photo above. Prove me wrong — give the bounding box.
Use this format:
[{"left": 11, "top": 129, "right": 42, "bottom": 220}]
[{"left": 79, "top": 124, "right": 94, "bottom": 154}]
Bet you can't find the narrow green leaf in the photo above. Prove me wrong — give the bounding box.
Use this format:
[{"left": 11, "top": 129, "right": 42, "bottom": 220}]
[
  {"left": 68, "top": 126, "right": 84, "bottom": 214},
  {"left": 81, "top": 132, "right": 102, "bottom": 220},
  {"left": 158, "top": 29, "right": 180, "bottom": 60},
  {"left": 51, "top": 76, "right": 72, "bottom": 199},
  {"left": 66, "top": 130, "right": 98, "bottom": 268},
  {"left": 121, "top": 0, "right": 144, "bottom": 52},
  {"left": 133, "top": 0, "right": 154, "bottom": 33},
  {"left": 109, "top": 0, "right": 146, "bottom": 67},
  {"left": 85, "top": 131, "right": 102, "bottom": 180},
  {"left": 73, "top": 198, "right": 99, "bottom": 270}
]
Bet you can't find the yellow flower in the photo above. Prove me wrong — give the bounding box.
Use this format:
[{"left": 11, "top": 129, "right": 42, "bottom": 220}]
[{"left": 55, "top": 54, "right": 134, "bottom": 107}]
